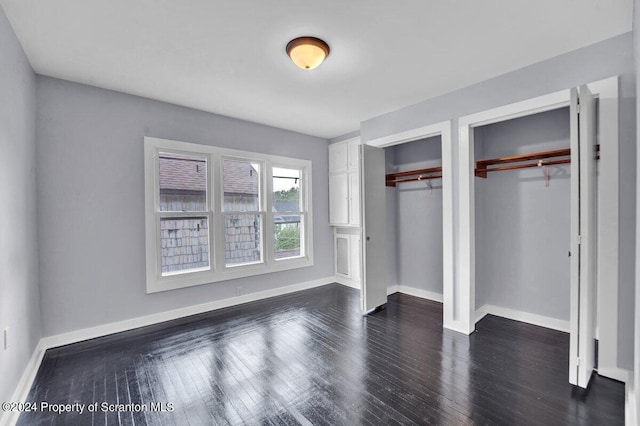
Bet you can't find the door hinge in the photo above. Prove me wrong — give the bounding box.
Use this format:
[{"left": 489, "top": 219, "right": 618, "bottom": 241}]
[
  {"left": 577, "top": 235, "right": 582, "bottom": 245},
  {"left": 576, "top": 103, "right": 580, "bottom": 114},
  {"left": 576, "top": 357, "right": 583, "bottom": 366}
]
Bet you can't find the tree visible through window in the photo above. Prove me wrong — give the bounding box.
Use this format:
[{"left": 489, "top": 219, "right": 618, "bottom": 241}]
[
  {"left": 145, "top": 137, "right": 313, "bottom": 293},
  {"left": 273, "top": 167, "right": 303, "bottom": 259}
]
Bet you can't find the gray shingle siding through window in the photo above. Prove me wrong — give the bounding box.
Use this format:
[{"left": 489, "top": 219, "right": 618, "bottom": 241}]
[{"left": 159, "top": 155, "right": 262, "bottom": 269}]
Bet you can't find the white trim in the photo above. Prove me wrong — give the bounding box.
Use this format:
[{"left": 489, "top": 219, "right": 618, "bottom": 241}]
[
  {"left": 475, "top": 304, "right": 570, "bottom": 333},
  {"left": 441, "top": 124, "right": 455, "bottom": 332},
  {"left": 1, "top": 342, "right": 47, "bottom": 426},
  {"left": 364, "top": 120, "right": 454, "bottom": 333},
  {"left": 396, "top": 286, "right": 443, "bottom": 303},
  {"left": 457, "top": 77, "right": 620, "bottom": 360},
  {"left": 144, "top": 137, "right": 313, "bottom": 293},
  {"left": 588, "top": 77, "right": 620, "bottom": 381},
  {"left": 598, "top": 366, "right": 630, "bottom": 385},
  {"left": 335, "top": 277, "right": 360, "bottom": 290},
  {"left": 626, "top": 378, "right": 636, "bottom": 426},
  {"left": 41, "top": 276, "right": 334, "bottom": 349},
  {"left": 457, "top": 89, "right": 572, "bottom": 336},
  {"left": 475, "top": 304, "right": 490, "bottom": 324},
  {"left": 367, "top": 122, "right": 449, "bottom": 148},
  {"left": 458, "top": 89, "right": 571, "bottom": 129},
  {"left": 457, "top": 117, "right": 476, "bottom": 335},
  {"left": 385, "top": 284, "right": 444, "bottom": 303}
]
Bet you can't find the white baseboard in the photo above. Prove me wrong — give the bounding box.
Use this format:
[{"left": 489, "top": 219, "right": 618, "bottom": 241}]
[
  {"left": 444, "top": 320, "right": 475, "bottom": 335},
  {"left": 396, "top": 285, "right": 443, "bottom": 303},
  {"left": 42, "top": 276, "right": 335, "bottom": 350},
  {"left": 1, "top": 342, "right": 47, "bottom": 426},
  {"left": 475, "top": 304, "right": 570, "bottom": 333},
  {"left": 335, "top": 277, "right": 360, "bottom": 290},
  {"left": 598, "top": 367, "right": 630, "bottom": 384},
  {"left": 387, "top": 284, "right": 399, "bottom": 295},
  {"left": 475, "top": 304, "right": 490, "bottom": 323}
]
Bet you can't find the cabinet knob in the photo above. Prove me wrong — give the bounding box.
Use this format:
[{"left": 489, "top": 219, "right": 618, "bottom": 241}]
[{"left": 366, "top": 236, "right": 371, "bottom": 241}]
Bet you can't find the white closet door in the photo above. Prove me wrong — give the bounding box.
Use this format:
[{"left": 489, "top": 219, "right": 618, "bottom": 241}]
[
  {"left": 361, "top": 144, "right": 387, "bottom": 312},
  {"left": 569, "top": 85, "right": 597, "bottom": 388}
]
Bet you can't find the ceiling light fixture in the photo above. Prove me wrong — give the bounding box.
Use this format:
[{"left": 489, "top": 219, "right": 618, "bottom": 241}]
[{"left": 286, "top": 37, "right": 330, "bottom": 70}]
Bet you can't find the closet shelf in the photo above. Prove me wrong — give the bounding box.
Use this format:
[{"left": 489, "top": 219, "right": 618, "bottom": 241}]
[
  {"left": 386, "top": 166, "right": 442, "bottom": 187},
  {"left": 475, "top": 145, "right": 600, "bottom": 178}
]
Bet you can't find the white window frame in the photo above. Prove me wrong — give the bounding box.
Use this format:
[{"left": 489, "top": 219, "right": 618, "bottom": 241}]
[
  {"left": 271, "top": 164, "right": 306, "bottom": 262},
  {"left": 144, "top": 136, "right": 313, "bottom": 293},
  {"left": 220, "top": 156, "right": 265, "bottom": 268}
]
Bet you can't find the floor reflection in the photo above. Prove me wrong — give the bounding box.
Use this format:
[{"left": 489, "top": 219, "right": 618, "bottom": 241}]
[{"left": 18, "top": 285, "right": 624, "bottom": 425}]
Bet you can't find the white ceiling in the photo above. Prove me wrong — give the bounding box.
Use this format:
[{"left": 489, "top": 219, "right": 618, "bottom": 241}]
[{"left": 0, "top": 0, "right": 632, "bottom": 139}]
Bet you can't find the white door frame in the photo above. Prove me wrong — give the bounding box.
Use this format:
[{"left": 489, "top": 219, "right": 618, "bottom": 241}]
[
  {"left": 367, "top": 120, "right": 456, "bottom": 330},
  {"left": 457, "top": 76, "right": 624, "bottom": 382}
]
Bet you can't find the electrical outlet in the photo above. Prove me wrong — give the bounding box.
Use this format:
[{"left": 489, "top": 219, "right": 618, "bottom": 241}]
[{"left": 3, "top": 328, "right": 8, "bottom": 350}]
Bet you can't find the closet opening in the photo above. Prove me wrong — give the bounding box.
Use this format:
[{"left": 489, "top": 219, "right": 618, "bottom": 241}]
[
  {"left": 473, "top": 107, "right": 583, "bottom": 334},
  {"left": 385, "top": 135, "right": 444, "bottom": 303},
  {"left": 457, "top": 78, "right": 618, "bottom": 387}
]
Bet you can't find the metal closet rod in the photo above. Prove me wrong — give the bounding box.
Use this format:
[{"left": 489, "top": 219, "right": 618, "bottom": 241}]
[
  {"left": 386, "top": 166, "right": 443, "bottom": 187},
  {"left": 475, "top": 145, "right": 600, "bottom": 178}
]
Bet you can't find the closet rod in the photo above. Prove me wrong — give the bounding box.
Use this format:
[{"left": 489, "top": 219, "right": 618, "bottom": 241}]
[
  {"left": 479, "top": 158, "right": 570, "bottom": 175},
  {"left": 386, "top": 166, "right": 442, "bottom": 187},
  {"left": 476, "top": 145, "right": 599, "bottom": 178},
  {"left": 387, "top": 174, "right": 443, "bottom": 186}
]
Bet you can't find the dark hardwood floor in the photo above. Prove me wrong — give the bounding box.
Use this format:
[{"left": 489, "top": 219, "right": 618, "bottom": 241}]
[{"left": 19, "top": 284, "right": 624, "bottom": 425}]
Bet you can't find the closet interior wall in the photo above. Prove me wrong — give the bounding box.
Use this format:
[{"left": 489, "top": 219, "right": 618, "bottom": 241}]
[
  {"left": 475, "top": 108, "right": 573, "bottom": 321},
  {"left": 386, "top": 136, "right": 443, "bottom": 295}
]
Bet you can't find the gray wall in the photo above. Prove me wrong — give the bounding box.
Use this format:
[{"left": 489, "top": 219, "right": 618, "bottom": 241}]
[
  {"left": 362, "top": 32, "right": 636, "bottom": 369},
  {"left": 35, "top": 77, "right": 332, "bottom": 337},
  {"left": 329, "top": 130, "right": 360, "bottom": 144},
  {"left": 475, "top": 108, "right": 571, "bottom": 320},
  {"left": 387, "top": 136, "right": 443, "bottom": 294},
  {"left": 0, "top": 6, "right": 40, "bottom": 404}
]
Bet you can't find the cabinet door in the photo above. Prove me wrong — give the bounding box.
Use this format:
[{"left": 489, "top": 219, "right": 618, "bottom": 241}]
[
  {"left": 348, "top": 171, "right": 360, "bottom": 225},
  {"left": 335, "top": 235, "right": 350, "bottom": 277},
  {"left": 347, "top": 139, "right": 360, "bottom": 170},
  {"left": 329, "top": 143, "right": 348, "bottom": 173},
  {"left": 329, "top": 173, "right": 349, "bottom": 225}
]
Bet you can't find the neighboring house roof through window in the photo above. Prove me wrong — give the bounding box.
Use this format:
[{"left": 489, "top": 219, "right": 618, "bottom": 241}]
[{"left": 159, "top": 154, "right": 259, "bottom": 196}]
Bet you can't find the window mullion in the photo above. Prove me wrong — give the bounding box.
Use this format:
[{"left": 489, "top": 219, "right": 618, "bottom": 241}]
[
  {"left": 265, "top": 162, "right": 274, "bottom": 266},
  {"left": 213, "top": 153, "right": 225, "bottom": 273}
]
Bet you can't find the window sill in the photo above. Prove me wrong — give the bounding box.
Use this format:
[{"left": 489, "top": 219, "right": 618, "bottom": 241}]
[{"left": 146, "top": 255, "right": 314, "bottom": 294}]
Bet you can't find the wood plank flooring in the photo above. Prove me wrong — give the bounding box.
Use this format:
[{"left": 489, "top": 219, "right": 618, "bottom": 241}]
[{"left": 18, "top": 284, "right": 624, "bottom": 425}]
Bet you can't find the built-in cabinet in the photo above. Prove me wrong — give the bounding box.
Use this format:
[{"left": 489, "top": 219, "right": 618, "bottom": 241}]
[
  {"left": 329, "top": 139, "right": 360, "bottom": 226},
  {"left": 329, "top": 138, "right": 362, "bottom": 286}
]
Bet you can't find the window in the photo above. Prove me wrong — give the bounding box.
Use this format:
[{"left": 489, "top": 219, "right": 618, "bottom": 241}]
[
  {"left": 158, "top": 153, "right": 210, "bottom": 275},
  {"left": 273, "top": 167, "right": 304, "bottom": 260},
  {"left": 145, "top": 137, "right": 313, "bottom": 293},
  {"left": 223, "top": 159, "right": 263, "bottom": 267}
]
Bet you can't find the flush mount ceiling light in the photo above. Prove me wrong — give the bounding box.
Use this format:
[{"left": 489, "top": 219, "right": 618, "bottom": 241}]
[{"left": 286, "top": 37, "right": 330, "bottom": 70}]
